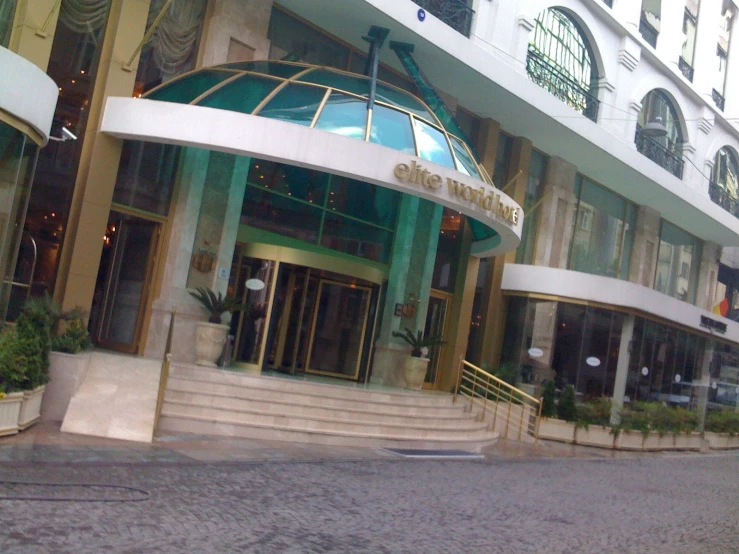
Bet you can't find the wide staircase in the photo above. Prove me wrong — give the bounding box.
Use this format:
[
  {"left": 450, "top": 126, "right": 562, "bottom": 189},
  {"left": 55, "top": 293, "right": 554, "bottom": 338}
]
[{"left": 157, "top": 363, "right": 500, "bottom": 451}]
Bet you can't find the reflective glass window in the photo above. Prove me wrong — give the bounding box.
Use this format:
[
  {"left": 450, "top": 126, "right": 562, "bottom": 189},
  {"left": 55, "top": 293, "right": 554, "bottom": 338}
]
[
  {"left": 655, "top": 220, "right": 701, "bottom": 303},
  {"left": 413, "top": 119, "right": 454, "bottom": 169},
  {"left": 328, "top": 176, "right": 399, "bottom": 229},
  {"left": 516, "top": 150, "right": 548, "bottom": 264},
  {"left": 113, "top": 141, "right": 180, "bottom": 216},
  {"left": 450, "top": 135, "right": 481, "bottom": 179},
  {"left": 258, "top": 84, "right": 326, "bottom": 126},
  {"left": 432, "top": 207, "right": 463, "bottom": 292},
  {"left": 493, "top": 133, "right": 513, "bottom": 187},
  {"left": 375, "top": 83, "right": 436, "bottom": 122},
  {"left": 247, "top": 160, "right": 328, "bottom": 206},
  {"left": 241, "top": 186, "right": 322, "bottom": 244},
  {"left": 369, "top": 105, "right": 415, "bottom": 155},
  {"left": 0, "top": 0, "right": 16, "bottom": 48},
  {"left": 298, "top": 69, "right": 370, "bottom": 97},
  {"left": 146, "top": 70, "right": 236, "bottom": 103},
  {"left": 197, "top": 74, "right": 281, "bottom": 113},
  {"left": 216, "top": 61, "right": 309, "bottom": 78},
  {"left": 320, "top": 213, "right": 393, "bottom": 264},
  {"left": 314, "top": 93, "right": 367, "bottom": 140}
]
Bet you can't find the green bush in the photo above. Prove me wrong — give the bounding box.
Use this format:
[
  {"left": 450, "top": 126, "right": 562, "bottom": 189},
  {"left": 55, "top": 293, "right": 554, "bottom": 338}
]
[
  {"left": 705, "top": 410, "right": 739, "bottom": 436},
  {"left": 557, "top": 385, "right": 577, "bottom": 422},
  {"left": 577, "top": 397, "right": 612, "bottom": 427},
  {"left": 618, "top": 402, "right": 698, "bottom": 437},
  {"left": 540, "top": 380, "right": 556, "bottom": 418},
  {"left": 51, "top": 319, "right": 92, "bottom": 354}
]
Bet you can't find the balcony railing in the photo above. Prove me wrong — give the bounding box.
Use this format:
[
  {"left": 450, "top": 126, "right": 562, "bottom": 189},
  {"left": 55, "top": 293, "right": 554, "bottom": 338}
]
[
  {"left": 635, "top": 127, "right": 684, "bottom": 179},
  {"left": 639, "top": 15, "right": 659, "bottom": 48},
  {"left": 709, "top": 181, "right": 739, "bottom": 218},
  {"left": 678, "top": 56, "right": 694, "bottom": 82},
  {"left": 411, "top": 0, "right": 474, "bottom": 37},
  {"left": 526, "top": 48, "right": 600, "bottom": 122},
  {"left": 713, "top": 88, "right": 726, "bottom": 111}
]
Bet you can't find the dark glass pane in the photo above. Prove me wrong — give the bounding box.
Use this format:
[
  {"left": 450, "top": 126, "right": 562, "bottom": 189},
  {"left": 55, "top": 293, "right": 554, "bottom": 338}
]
[
  {"left": 450, "top": 135, "right": 481, "bottom": 179},
  {"left": 0, "top": 0, "right": 16, "bottom": 48},
  {"left": 257, "top": 83, "right": 326, "bottom": 126},
  {"left": 247, "top": 159, "right": 328, "bottom": 206},
  {"left": 577, "top": 307, "right": 612, "bottom": 399},
  {"left": 655, "top": 220, "right": 701, "bottom": 302},
  {"left": 113, "top": 141, "right": 180, "bottom": 216},
  {"left": 321, "top": 213, "right": 393, "bottom": 263},
  {"left": 145, "top": 70, "right": 236, "bottom": 103},
  {"left": 314, "top": 93, "right": 367, "bottom": 140},
  {"left": 267, "top": 8, "right": 349, "bottom": 69},
  {"left": 241, "top": 186, "right": 321, "bottom": 244},
  {"left": 414, "top": 119, "right": 454, "bottom": 168},
  {"left": 369, "top": 105, "right": 415, "bottom": 155},
  {"left": 375, "top": 83, "right": 436, "bottom": 122},
  {"left": 298, "top": 68, "right": 370, "bottom": 97},
  {"left": 516, "top": 150, "right": 548, "bottom": 264},
  {"left": 432, "top": 208, "right": 463, "bottom": 292},
  {"left": 328, "top": 176, "right": 399, "bottom": 229},
  {"left": 197, "top": 74, "right": 281, "bottom": 114},
  {"left": 216, "top": 61, "right": 310, "bottom": 78},
  {"left": 493, "top": 134, "right": 514, "bottom": 187},
  {"left": 468, "top": 218, "right": 498, "bottom": 241}
]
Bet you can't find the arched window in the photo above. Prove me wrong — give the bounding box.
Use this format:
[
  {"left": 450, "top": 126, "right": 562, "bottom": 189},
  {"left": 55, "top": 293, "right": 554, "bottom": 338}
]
[
  {"left": 635, "top": 90, "right": 684, "bottom": 179},
  {"left": 527, "top": 8, "right": 599, "bottom": 121},
  {"left": 710, "top": 147, "right": 739, "bottom": 215}
]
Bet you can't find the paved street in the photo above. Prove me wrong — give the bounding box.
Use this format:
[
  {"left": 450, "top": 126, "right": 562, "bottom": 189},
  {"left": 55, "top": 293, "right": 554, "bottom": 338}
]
[{"left": 0, "top": 450, "right": 737, "bottom": 553}]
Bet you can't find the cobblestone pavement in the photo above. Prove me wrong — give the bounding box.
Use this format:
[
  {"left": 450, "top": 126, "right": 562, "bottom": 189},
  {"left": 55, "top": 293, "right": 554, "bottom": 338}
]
[{"left": 0, "top": 452, "right": 736, "bottom": 553}]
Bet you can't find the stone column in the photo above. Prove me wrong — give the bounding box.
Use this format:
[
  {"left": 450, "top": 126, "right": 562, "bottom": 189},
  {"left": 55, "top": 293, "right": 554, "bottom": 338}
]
[
  {"left": 532, "top": 157, "right": 578, "bottom": 269},
  {"left": 695, "top": 241, "right": 721, "bottom": 311},
  {"left": 628, "top": 205, "right": 661, "bottom": 288},
  {"left": 610, "top": 314, "right": 635, "bottom": 425}
]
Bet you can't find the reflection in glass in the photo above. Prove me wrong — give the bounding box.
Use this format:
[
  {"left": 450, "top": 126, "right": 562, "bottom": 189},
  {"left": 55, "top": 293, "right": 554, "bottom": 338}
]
[
  {"left": 147, "top": 69, "right": 235, "bottom": 103},
  {"left": 369, "top": 105, "right": 415, "bottom": 155},
  {"left": 450, "top": 135, "right": 481, "bottom": 179},
  {"left": 413, "top": 119, "right": 455, "bottom": 169},
  {"left": 320, "top": 213, "right": 393, "bottom": 264},
  {"left": 0, "top": 0, "right": 16, "bottom": 48},
  {"left": 258, "top": 84, "right": 326, "bottom": 126},
  {"left": 516, "top": 150, "right": 548, "bottom": 264},
  {"left": 197, "top": 74, "right": 280, "bottom": 113},
  {"left": 247, "top": 160, "right": 329, "bottom": 205},
  {"left": 314, "top": 93, "right": 367, "bottom": 140},
  {"left": 232, "top": 257, "right": 276, "bottom": 365},
  {"left": 114, "top": 141, "right": 180, "bottom": 216},
  {"left": 655, "top": 220, "right": 701, "bottom": 302},
  {"left": 328, "top": 176, "right": 399, "bottom": 228},
  {"left": 242, "top": 186, "right": 322, "bottom": 243}
]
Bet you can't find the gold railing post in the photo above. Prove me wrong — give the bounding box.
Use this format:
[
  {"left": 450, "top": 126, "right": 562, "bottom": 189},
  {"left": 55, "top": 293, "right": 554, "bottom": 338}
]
[
  {"left": 480, "top": 374, "right": 489, "bottom": 422},
  {"left": 517, "top": 402, "right": 524, "bottom": 442},
  {"left": 504, "top": 396, "right": 513, "bottom": 440},
  {"left": 535, "top": 398, "right": 543, "bottom": 445},
  {"left": 453, "top": 356, "right": 463, "bottom": 403},
  {"left": 153, "top": 307, "right": 176, "bottom": 435},
  {"left": 469, "top": 366, "right": 477, "bottom": 413}
]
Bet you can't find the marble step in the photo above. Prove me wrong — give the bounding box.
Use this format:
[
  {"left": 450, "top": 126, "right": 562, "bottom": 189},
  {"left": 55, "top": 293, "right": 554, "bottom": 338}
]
[
  {"left": 158, "top": 413, "right": 499, "bottom": 451},
  {"left": 166, "top": 376, "right": 464, "bottom": 416},
  {"left": 160, "top": 402, "right": 490, "bottom": 439},
  {"left": 168, "top": 364, "right": 454, "bottom": 407},
  {"left": 163, "top": 389, "right": 475, "bottom": 428}
]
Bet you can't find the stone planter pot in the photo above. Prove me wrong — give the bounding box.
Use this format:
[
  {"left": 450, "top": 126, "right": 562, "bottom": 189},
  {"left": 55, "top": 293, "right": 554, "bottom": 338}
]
[
  {"left": 195, "top": 322, "right": 230, "bottom": 367},
  {"left": 403, "top": 357, "right": 430, "bottom": 390},
  {"left": 574, "top": 424, "right": 616, "bottom": 449},
  {"left": 704, "top": 432, "right": 739, "bottom": 450},
  {"left": 615, "top": 430, "right": 646, "bottom": 450},
  {"left": 538, "top": 417, "right": 576, "bottom": 444},
  {"left": 18, "top": 385, "right": 45, "bottom": 430},
  {"left": 41, "top": 351, "right": 92, "bottom": 422},
  {"left": 0, "top": 392, "right": 24, "bottom": 436}
]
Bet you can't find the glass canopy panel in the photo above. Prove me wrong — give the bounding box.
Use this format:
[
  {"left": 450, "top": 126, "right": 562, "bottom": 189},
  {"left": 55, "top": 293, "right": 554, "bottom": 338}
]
[
  {"left": 369, "top": 105, "right": 416, "bottom": 155},
  {"left": 196, "top": 74, "right": 281, "bottom": 114},
  {"left": 248, "top": 159, "right": 329, "bottom": 206},
  {"left": 321, "top": 212, "right": 393, "bottom": 264},
  {"left": 328, "top": 175, "right": 400, "bottom": 229},
  {"left": 375, "top": 83, "right": 437, "bottom": 123},
  {"left": 215, "top": 60, "right": 309, "bottom": 78},
  {"left": 257, "top": 84, "right": 327, "bottom": 126},
  {"left": 145, "top": 70, "right": 236, "bottom": 103},
  {"left": 297, "top": 69, "right": 371, "bottom": 97},
  {"left": 413, "top": 119, "right": 455, "bottom": 169},
  {"left": 314, "top": 93, "right": 367, "bottom": 141},
  {"left": 468, "top": 218, "right": 499, "bottom": 241},
  {"left": 450, "top": 135, "right": 482, "bottom": 179},
  {"left": 241, "top": 186, "right": 322, "bottom": 244}
]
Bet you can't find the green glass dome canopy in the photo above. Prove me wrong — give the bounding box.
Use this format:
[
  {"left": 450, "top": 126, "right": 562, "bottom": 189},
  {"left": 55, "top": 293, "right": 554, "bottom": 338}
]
[{"left": 143, "top": 60, "right": 493, "bottom": 186}]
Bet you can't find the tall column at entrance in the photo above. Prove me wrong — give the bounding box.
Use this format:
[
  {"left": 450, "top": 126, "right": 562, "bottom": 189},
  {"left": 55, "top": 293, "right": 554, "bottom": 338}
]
[
  {"left": 371, "top": 197, "right": 443, "bottom": 387},
  {"left": 610, "top": 314, "right": 635, "bottom": 425}
]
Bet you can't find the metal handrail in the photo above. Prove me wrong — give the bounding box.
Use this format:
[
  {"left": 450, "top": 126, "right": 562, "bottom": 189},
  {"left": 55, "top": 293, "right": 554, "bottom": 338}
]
[
  {"left": 453, "top": 359, "right": 543, "bottom": 444},
  {"left": 639, "top": 15, "right": 658, "bottom": 48},
  {"left": 634, "top": 127, "right": 684, "bottom": 179},
  {"left": 712, "top": 89, "right": 726, "bottom": 111},
  {"left": 153, "top": 307, "right": 176, "bottom": 434},
  {"left": 411, "top": 0, "right": 475, "bottom": 37},
  {"left": 678, "top": 57, "right": 694, "bottom": 82}
]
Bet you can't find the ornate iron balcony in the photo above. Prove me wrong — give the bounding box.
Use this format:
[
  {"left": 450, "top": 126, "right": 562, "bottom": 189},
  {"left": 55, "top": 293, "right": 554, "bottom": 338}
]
[
  {"left": 678, "top": 57, "right": 694, "bottom": 82},
  {"left": 709, "top": 181, "right": 739, "bottom": 218},
  {"left": 634, "top": 127, "right": 684, "bottom": 179},
  {"left": 411, "top": 0, "right": 474, "bottom": 37},
  {"left": 713, "top": 88, "right": 726, "bottom": 111},
  {"left": 639, "top": 15, "right": 658, "bottom": 48},
  {"left": 526, "top": 48, "right": 599, "bottom": 122}
]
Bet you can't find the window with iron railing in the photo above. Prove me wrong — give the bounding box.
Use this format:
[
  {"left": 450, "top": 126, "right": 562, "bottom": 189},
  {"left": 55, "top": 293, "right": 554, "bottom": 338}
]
[
  {"left": 411, "top": 0, "right": 474, "bottom": 37},
  {"left": 713, "top": 88, "right": 726, "bottom": 111},
  {"left": 710, "top": 147, "right": 739, "bottom": 217},
  {"left": 640, "top": 14, "right": 659, "bottom": 47},
  {"left": 635, "top": 127, "right": 684, "bottom": 179},
  {"left": 678, "top": 56, "right": 694, "bottom": 82}
]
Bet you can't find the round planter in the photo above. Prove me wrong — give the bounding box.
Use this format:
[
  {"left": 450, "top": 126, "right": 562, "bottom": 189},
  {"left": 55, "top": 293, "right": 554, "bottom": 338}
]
[
  {"left": 403, "top": 356, "right": 430, "bottom": 390},
  {"left": 194, "top": 322, "right": 230, "bottom": 367}
]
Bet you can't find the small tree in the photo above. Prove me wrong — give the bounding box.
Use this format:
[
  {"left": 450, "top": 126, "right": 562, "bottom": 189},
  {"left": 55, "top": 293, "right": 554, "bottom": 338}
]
[
  {"left": 557, "top": 384, "right": 577, "bottom": 422},
  {"left": 541, "top": 380, "right": 556, "bottom": 418}
]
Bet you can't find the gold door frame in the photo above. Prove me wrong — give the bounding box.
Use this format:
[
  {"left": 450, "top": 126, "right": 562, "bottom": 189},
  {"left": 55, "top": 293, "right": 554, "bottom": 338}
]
[
  {"left": 423, "top": 289, "right": 454, "bottom": 390},
  {"left": 304, "top": 278, "right": 373, "bottom": 380}
]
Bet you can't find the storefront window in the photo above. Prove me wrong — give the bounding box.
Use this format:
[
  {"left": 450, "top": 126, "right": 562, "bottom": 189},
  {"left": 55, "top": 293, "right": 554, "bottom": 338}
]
[
  {"left": 516, "top": 150, "right": 548, "bottom": 264},
  {"left": 113, "top": 141, "right": 180, "bottom": 216},
  {"left": 133, "top": 0, "right": 208, "bottom": 96},
  {"left": 431, "top": 208, "right": 464, "bottom": 293},
  {"left": 655, "top": 220, "right": 701, "bottom": 303},
  {"left": 568, "top": 175, "right": 636, "bottom": 279},
  {"left": 466, "top": 257, "right": 490, "bottom": 365},
  {"left": 0, "top": 0, "right": 16, "bottom": 48}
]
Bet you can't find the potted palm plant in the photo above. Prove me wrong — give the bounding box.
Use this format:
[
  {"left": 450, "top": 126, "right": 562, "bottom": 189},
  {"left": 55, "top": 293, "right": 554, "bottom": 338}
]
[
  {"left": 392, "top": 327, "right": 444, "bottom": 390},
  {"left": 189, "top": 287, "right": 242, "bottom": 367}
]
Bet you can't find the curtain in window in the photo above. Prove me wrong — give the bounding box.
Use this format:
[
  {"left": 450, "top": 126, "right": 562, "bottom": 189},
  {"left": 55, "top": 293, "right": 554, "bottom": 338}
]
[
  {"left": 59, "top": 0, "right": 111, "bottom": 33},
  {"left": 0, "top": 0, "right": 16, "bottom": 48},
  {"left": 144, "top": 0, "right": 207, "bottom": 77}
]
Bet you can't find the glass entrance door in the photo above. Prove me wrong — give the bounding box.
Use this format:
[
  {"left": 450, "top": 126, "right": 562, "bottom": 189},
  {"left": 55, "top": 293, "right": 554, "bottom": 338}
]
[
  {"left": 90, "top": 212, "right": 159, "bottom": 353},
  {"left": 424, "top": 291, "right": 451, "bottom": 388}
]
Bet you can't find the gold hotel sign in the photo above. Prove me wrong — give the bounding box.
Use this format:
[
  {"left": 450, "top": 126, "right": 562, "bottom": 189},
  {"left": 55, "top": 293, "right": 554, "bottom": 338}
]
[{"left": 393, "top": 161, "right": 519, "bottom": 225}]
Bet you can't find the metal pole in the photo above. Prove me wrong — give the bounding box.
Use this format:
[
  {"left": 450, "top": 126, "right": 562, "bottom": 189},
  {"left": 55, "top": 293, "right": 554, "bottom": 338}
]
[
  {"left": 505, "top": 395, "right": 513, "bottom": 440},
  {"left": 535, "top": 399, "right": 543, "bottom": 445},
  {"left": 153, "top": 307, "right": 176, "bottom": 435},
  {"left": 453, "top": 356, "right": 464, "bottom": 403}
]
